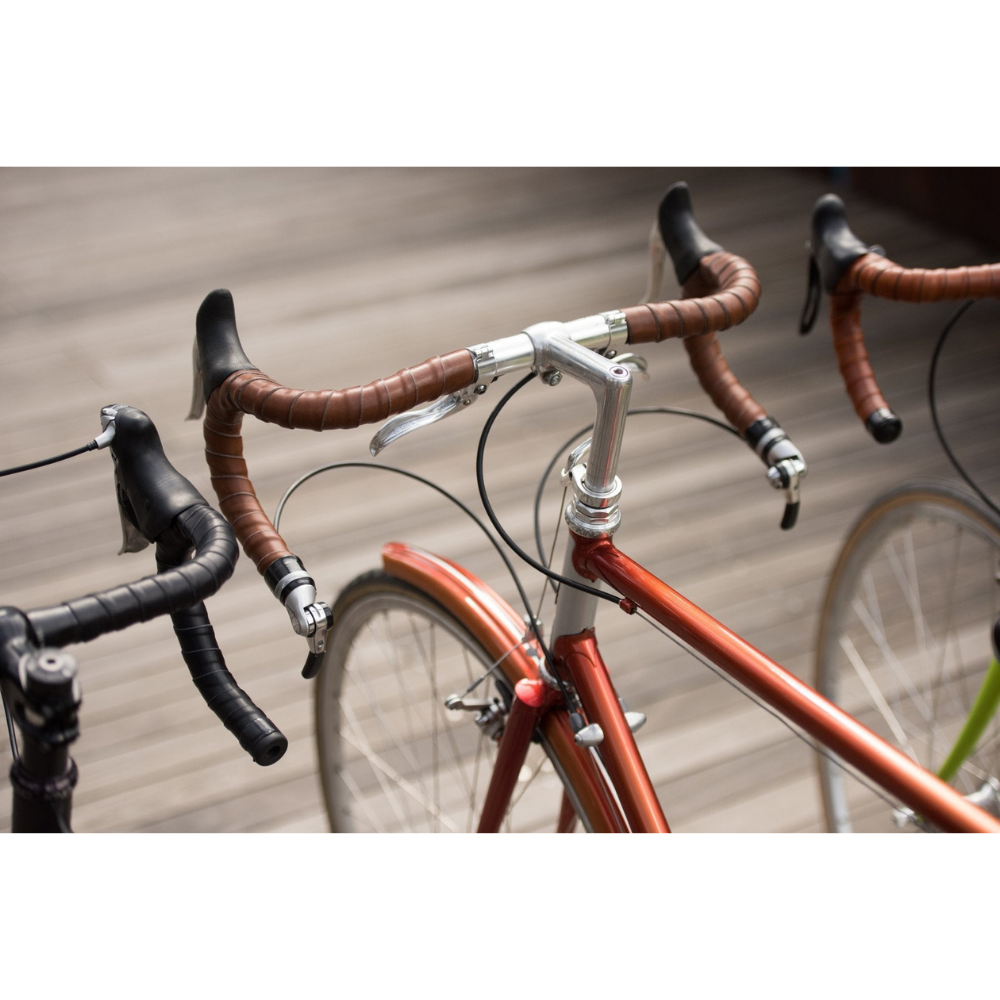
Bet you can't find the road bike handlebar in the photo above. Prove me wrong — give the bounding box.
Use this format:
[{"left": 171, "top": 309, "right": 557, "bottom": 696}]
[
  {"left": 647, "top": 183, "right": 805, "bottom": 529},
  {"left": 187, "top": 184, "right": 809, "bottom": 673},
  {"left": 803, "top": 193, "right": 1000, "bottom": 443},
  {"left": 193, "top": 185, "right": 803, "bottom": 577},
  {"left": 626, "top": 184, "right": 766, "bottom": 434},
  {"left": 29, "top": 408, "right": 233, "bottom": 645},
  {"left": 2, "top": 406, "right": 287, "bottom": 774}
]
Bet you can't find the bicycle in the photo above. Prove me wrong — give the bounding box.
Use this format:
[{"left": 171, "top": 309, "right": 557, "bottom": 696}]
[
  {"left": 188, "top": 181, "right": 1000, "bottom": 833},
  {"left": 802, "top": 193, "right": 1000, "bottom": 832},
  {"left": 0, "top": 405, "right": 286, "bottom": 832}
]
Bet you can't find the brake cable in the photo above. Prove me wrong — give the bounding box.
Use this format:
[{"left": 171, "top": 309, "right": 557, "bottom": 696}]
[
  {"left": 928, "top": 299, "right": 1000, "bottom": 518},
  {"left": 532, "top": 407, "right": 740, "bottom": 568}
]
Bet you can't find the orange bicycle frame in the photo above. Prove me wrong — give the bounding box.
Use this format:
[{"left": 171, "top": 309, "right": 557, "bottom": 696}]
[{"left": 383, "top": 536, "right": 1000, "bottom": 834}]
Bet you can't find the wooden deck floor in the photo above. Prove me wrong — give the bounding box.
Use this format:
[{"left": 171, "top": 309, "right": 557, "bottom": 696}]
[{"left": 1, "top": 167, "right": 997, "bottom": 832}]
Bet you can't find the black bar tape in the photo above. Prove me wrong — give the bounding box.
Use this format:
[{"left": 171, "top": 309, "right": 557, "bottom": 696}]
[
  {"left": 27, "top": 504, "right": 237, "bottom": 648},
  {"left": 158, "top": 506, "right": 285, "bottom": 765},
  {"left": 171, "top": 602, "right": 287, "bottom": 766},
  {"left": 744, "top": 416, "right": 795, "bottom": 465}
]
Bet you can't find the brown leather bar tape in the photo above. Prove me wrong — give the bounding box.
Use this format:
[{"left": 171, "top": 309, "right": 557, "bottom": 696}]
[
  {"left": 621, "top": 252, "right": 761, "bottom": 345},
  {"left": 203, "top": 403, "right": 292, "bottom": 572},
  {"left": 216, "top": 350, "right": 476, "bottom": 431},
  {"left": 682, "top": 334, "right": 767, "bottom": 434},
  {"left": 829, "top": 290, "right": 889, "bottom": 426},
  {"left": 678, "top": 255, "right": 767, "bottom": 435},
  {"left": 830, "top": 254, "right": 1000, "bottom": 433},
  {"left": 847, "top": 253, "right": 1000, "bottom": 303},
  {"left": 203, "top": 350, "right": 477, "bottom": 572}
]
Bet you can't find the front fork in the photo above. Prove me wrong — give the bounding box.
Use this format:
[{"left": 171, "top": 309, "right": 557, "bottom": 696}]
[
  {"left": 475, "top": 636, "right": 669, "bottom": 834},
  {"left": 381, "top": 541, "right": 665, "bottom": 832},
  {"left": 477, "top": 678, "right": 560, "bottom": 833}
]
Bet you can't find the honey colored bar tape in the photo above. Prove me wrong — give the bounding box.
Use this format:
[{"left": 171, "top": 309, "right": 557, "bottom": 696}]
[
  {"left": 203, "top": 351, "right": 476, "bottom": 572},
  {"left": 829, "top": 256, "right": 1000, "bottom": 438},
  {"left": 621, "top": 252, "right": 761, "bottom": 346},
  {"left": 214, "top": 352, "right": 477, "bottom": 432},
  {"left": 203, "top": 401, "right": 292, "bottom": 572},
  {"left": 828, "top": 290, "right": 889, "bottom": 428},
  {"left": 679, "top": 254, "right": 767, "bottom": 435},
  {"left": 847, "top": 254, "right": 1000, "bottom": 303},
  {"left": 809, "top": 194, "right": 1000, "bottom": 444}
]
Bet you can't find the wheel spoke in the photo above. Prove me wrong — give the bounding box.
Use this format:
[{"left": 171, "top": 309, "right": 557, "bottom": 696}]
[
  {"left": 850, "top": 588, "right": 933, "bottom": 722},
  {"left": 339, "top": 696, "right": 416, "bottom": 831},
  {"left": 819, "top": 486, "right": 1000, "bottom": 832},
  {"left": 839, "top": 634, "right": 919, "bottom": 760},
  {"left": 408, "top": 617, "right": 477, "bottom": 809},
  {"left": 350, "top": 619, "right": 433, "bottom": 804},
  {"left": 316, "top": 577, "right": 570, "bottom": 833},
  {"left": 338, "top": 703, "right": 461, "bottom": 833}
]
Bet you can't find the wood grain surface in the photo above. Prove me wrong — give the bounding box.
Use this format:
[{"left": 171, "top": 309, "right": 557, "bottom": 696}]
[{"left": 1, "top": 167, "right": 997, "bottom": 832}]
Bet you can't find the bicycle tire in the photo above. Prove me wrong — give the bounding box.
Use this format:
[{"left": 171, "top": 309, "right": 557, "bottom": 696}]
[
  {"left": 817, "top": 482, "right": 1000, "bottom": 832},
  {"left": 314, "top": 570, "right": 588, "bottom": 833}
]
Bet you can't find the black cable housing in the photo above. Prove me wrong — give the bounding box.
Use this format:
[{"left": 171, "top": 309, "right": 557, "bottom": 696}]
[
  {"left": 271, "top": 456, "right": 571, "bottom": 702},
  {"left": 475, "top": 373, "right": 620, "bottom": 607},
  {"left": 0, "top": 442, "right": 95, "bottom": 478},
  {"left": 928, "top": 300, "right": 1000, "bottom": 518},
  {"left": 532, "top": 407, "right": 740, "bottom": 565}
]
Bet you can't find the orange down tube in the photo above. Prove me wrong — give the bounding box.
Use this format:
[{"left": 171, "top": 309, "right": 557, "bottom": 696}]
[{"left": 574, "top": 534, "right": 1000, "bottom": 833}]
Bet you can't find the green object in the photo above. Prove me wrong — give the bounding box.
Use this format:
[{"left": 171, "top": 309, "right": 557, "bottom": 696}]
[{"left": 937, "top": 657, "right": 1000, "bottom": 784}]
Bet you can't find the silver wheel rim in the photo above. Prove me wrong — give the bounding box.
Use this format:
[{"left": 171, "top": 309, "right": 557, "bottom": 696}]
[
  {"left": 818, "top": 486, "right": 1000, "bottom": 832},
  {"left": 315, "top": 583, "right": 572, "bottom": 832}
]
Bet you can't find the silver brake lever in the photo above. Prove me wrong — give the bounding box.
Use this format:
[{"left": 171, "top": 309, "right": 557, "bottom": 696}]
[
  {"left": 187, "top": 338, "right": 205, "bottom": 421},
  {"left": 641, "top": 217, "right": 668, "bottom": 305},
  {"left": 369, "top": 385, "right": 487, "bottom": 456}
]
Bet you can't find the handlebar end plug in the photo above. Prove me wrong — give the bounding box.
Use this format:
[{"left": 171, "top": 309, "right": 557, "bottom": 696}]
[
  {"left": 244, "top": 723, "right": 289, "bottom": 766},
  {"left": 865, "top": 408, "right": 902, "bottom": 444}
]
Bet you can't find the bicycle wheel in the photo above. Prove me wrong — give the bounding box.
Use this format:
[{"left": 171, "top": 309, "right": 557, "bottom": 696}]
[
  {"left": 817, "top": 483, "right": 1000, "bottom": 832},
  {"left": 315, "top": 570, "right": 581, "bottom": 832}
]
